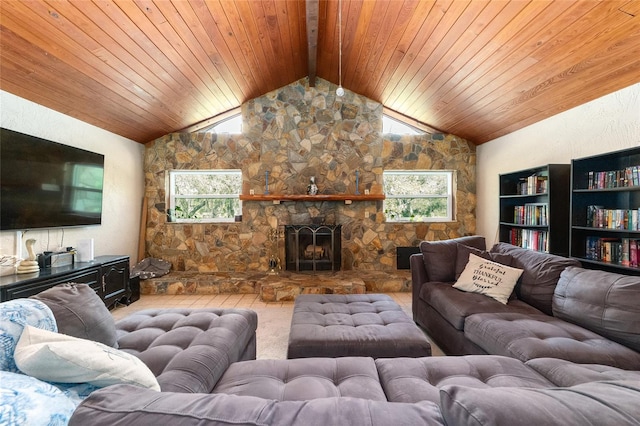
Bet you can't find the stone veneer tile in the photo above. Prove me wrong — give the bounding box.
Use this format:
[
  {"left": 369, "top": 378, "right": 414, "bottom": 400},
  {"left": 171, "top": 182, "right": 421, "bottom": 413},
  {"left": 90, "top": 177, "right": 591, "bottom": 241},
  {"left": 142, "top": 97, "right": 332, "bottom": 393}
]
[{"left": 143, "top": 77, "right": 476, "bottom": 274}]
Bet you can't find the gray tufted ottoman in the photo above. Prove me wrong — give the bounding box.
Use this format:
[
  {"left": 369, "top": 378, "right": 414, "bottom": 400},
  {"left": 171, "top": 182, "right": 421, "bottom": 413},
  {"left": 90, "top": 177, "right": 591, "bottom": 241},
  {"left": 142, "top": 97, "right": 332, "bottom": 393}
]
[{"left": 287, "top": 294, "right": 431, "bottom": 359}]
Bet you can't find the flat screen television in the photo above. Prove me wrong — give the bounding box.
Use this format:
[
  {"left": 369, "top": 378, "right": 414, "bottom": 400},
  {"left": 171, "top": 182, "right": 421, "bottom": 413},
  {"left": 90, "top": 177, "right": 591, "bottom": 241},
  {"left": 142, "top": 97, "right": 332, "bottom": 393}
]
[{"left": 1, "top": 128, "right": 105, "bottom": 231}]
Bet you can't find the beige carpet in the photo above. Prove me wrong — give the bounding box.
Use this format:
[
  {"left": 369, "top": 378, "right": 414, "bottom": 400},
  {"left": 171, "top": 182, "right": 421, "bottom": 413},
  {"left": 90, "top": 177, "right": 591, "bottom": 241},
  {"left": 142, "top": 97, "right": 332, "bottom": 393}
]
[{"left": 250, "top": 307, "right": 294, "bottom": 359}]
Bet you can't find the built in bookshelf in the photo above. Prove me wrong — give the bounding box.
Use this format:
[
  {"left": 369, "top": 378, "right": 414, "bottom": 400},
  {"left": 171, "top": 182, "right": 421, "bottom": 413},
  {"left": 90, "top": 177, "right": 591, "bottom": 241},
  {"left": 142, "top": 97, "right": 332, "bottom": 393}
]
[
  {"left": 499, "top": 164, "right": 571, "bottom": 255},
  {"left": 570, "top": 147, "right": 640, "bottom": 275}
]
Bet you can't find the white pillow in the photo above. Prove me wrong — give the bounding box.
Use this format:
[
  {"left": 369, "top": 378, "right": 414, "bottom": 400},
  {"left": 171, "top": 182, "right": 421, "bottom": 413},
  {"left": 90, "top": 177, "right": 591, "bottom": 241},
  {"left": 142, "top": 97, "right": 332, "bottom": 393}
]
[
  {"left": 14, "top": 325, "right": 160, "bottom": 391},
  {"left": 453, "top": 253, "right": 523, "bottom": 304}
]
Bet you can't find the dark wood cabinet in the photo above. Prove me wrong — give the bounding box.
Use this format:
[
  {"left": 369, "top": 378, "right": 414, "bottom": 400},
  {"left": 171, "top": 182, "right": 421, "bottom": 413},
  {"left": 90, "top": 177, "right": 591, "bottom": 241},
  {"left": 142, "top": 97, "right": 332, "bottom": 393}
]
[
  {"left": 0, "top": 255, "right": 130, "bottom": 308},
  {"left": 570, "top": 147, "right": 640, "bottom": 275},
  {"left": 499, "top": 164, "right": 571, "bottom": 256},
  {"left": 100, "top": 257, "right": 131, "bottom": 308}
]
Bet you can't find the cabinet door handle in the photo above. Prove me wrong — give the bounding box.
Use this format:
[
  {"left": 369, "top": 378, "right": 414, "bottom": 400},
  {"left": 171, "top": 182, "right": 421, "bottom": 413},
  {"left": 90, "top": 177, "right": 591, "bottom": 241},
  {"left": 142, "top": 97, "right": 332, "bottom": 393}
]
[{"left": 102, "top": 276, "right": 106, "bottom": 292}]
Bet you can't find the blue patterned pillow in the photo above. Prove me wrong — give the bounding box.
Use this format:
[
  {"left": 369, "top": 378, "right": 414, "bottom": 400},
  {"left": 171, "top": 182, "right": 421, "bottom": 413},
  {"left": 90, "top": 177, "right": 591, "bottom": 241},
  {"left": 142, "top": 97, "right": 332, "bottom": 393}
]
[
  {"left": 0, "top": 371, "right": 77, "bottom": 425},
  {"left": 0, "top": 299, "right": 56, "bottom": 373}
]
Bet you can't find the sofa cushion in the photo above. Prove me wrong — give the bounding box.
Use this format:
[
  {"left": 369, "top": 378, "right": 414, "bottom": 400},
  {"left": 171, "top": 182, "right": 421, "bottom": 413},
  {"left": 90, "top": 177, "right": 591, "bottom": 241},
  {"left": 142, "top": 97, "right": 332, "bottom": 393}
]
[
  {"left": 0, "top": 298, "right": 56, "bottom": 373},
  {"left": 214, "top": 357, "right": 387, "bottom": 401},
  {"left": 115, "top": 308, "right": 257, "bottom": 393},
  {"left": 464, "top": 312, "right": 640, "bottom": 369},
  {"left": 15, "top": 325, "right": 160, "bottom": 391},
  {"left": 553, "top": 266, "right": 640, "bottom": 352},
  {"left": 455, "top": 244, "right": 513, "bottom": 280},
  {"left": 525, "top": 357, "right": 640, "bottom": 387},
  {"left": 421, "top": 283, "right": 541, "bottom": 331},
  {"left": 420, "top": 235, "right": 486, "bottom": 282},
  {"left": 375, "top": 355, "right": 553, "bottom": 404},
  {"left": 490, "top": 243, "right": 580, "bottom": 315},
  {"left": 440, "top": 380, "right": 640, "bottom": 426},
  {"left": 453, "top": 254, "right": 523, "bottom": 304},
  {"left": 31, "top": 283, "right": 118, "bottom": 348},
  {"left": 0, "top": 371, "right": 77, "bottom": 425},
  {"left": 70, "top": 384, "right": 446, "bottom": 426}
]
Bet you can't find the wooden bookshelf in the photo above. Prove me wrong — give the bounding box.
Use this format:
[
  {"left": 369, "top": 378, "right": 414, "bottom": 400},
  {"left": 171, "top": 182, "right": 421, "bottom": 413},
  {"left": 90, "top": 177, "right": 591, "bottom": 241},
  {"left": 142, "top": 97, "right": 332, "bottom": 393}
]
[
  {"left": 570, "top": 147, "right": 640, "bottom": 275},
  {"left": 499, "top": 164, "right": 570, "bottom": 255}
]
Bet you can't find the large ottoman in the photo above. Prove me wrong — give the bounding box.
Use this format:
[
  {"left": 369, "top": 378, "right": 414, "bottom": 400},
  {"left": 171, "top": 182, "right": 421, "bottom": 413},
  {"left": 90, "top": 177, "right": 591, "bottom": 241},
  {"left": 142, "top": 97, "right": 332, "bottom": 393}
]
[{"left": 287, "top": 294, "right": 431, "bottom": 359}]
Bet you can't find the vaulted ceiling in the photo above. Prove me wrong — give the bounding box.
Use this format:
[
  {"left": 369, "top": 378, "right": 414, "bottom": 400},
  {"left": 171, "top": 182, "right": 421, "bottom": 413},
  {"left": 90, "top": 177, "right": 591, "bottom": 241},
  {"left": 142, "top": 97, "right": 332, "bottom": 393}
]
[{"left": 1, "top": 1, "right": 639, "bottom": 145}]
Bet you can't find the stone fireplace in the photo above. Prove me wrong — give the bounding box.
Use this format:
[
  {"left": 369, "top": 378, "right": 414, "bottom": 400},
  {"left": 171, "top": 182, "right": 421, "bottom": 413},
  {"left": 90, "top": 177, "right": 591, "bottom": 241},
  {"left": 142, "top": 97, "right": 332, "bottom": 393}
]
[{"left": 285, "top": 225, "right": 342, "bottom": 272}]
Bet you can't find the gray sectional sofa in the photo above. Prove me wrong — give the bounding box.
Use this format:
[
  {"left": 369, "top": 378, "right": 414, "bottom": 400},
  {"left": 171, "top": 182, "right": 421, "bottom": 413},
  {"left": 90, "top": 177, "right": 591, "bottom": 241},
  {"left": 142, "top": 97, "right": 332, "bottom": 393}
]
[
  {"left": 411, "top": 236, "right": 640, "bottom": 369},
  {"left": 2, "top": 238, "right": 640, "bottom": 425}
]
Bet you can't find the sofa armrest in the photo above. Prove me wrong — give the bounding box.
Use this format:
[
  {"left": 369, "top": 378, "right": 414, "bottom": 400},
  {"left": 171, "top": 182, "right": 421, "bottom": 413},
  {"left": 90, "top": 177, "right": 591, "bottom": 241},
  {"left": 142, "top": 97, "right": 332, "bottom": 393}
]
[
  {"left": 70, "top": 385, "right": 445, "bottom": 426},
  {"left": 411, "top": 253, "right": 428, "bottom": 320}
]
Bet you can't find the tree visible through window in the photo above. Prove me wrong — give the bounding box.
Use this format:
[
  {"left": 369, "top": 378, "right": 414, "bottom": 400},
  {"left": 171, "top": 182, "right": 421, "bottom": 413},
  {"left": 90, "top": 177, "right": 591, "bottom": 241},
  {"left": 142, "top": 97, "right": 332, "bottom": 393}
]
[
  {"left": 383, "top": 170, "right": 454, "bottom": 222},
  {"left": 168, "top": 170, "right": 242, "bottom": 222}
]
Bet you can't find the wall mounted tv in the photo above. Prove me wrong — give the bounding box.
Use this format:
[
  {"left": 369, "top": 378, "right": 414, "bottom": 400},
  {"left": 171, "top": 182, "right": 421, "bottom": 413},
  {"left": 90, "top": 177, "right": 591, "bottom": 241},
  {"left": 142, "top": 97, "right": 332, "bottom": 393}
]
[{"left": 1, "top": 128, "right": 105, "bottom": 231}]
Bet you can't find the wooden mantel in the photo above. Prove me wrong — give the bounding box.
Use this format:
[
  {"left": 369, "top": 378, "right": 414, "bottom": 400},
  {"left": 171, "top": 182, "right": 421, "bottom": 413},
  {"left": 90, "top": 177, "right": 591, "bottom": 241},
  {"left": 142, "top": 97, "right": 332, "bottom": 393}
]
[{"left": 239, "top": 194, "right": 385, "bottom": 204}]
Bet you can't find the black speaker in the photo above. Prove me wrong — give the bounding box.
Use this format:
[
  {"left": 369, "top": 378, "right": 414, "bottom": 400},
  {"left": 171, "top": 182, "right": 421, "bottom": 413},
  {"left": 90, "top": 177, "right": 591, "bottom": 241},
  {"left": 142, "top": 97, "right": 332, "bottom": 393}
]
[
  {"left": 129, "top": 275, "right": 140, "bottom": 303},
  {"left": 396, "top": 246, "right": 420, "bottom": 270}
]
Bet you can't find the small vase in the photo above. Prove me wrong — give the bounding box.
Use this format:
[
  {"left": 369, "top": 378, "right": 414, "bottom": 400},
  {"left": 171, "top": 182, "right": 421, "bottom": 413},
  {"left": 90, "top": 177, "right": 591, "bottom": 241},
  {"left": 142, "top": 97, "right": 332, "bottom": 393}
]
[{"left": 307, "top": 177, "right": 318, "bottom": 195}]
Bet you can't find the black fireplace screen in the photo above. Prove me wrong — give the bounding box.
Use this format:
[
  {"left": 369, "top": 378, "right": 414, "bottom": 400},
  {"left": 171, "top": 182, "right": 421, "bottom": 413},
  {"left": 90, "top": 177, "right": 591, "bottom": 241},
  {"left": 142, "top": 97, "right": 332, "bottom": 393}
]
[{"left": 285, "top": 225, "right": 341, "bottom": 272}]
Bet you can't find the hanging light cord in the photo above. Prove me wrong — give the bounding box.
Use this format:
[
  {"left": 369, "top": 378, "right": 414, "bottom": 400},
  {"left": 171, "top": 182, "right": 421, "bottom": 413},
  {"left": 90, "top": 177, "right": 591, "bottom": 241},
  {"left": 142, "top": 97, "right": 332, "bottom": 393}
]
[
  {"left": 338, "top": 0, "right": 342, "bottom": 89},
  {"left": 336, "top": 0, "right": 344, "bottom": 96}
]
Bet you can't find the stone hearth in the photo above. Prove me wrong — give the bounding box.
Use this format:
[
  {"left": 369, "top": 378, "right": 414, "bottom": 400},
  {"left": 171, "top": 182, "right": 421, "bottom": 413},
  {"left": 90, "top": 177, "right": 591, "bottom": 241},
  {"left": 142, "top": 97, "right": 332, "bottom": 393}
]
[{"left": 140, "top": 270, "right": 411, "bottom": 302}]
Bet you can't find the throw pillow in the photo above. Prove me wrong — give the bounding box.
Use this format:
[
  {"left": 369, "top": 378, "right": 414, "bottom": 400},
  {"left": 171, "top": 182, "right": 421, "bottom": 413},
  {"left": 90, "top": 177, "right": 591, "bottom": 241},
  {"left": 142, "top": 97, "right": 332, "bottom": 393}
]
[
  {"left": 454, "top": 244, "right": 510, "bottom": 279},
  {"left": 420, "top": 236, "right": 486, "bottom": 282},
  {"left": 0, "top": 298, "right": 56, "bottom": 373},
  {"left": 453, "top": 254, "right": 523, "bottom": 304},
  {"left": 14, "top": 325, "right": 160, "bottom": 391},
  {"left": 31, "top": 283, "right": 118, "bottom": 348},
  {"left": 0, "top": 371, "right": 77, "bottom": 425}
]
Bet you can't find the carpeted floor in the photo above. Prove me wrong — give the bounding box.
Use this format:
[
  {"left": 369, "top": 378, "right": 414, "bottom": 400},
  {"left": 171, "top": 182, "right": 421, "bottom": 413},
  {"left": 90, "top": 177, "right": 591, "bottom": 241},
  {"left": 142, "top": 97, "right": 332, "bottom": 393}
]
[{"left": 110, "top": 292, "right": 443, "bottom": 358}]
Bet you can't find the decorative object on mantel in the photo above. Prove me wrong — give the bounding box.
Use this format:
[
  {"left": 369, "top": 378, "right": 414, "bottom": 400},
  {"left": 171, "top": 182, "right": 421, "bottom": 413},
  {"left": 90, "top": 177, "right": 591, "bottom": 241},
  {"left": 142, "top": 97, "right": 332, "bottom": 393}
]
[
  {"left": 264, "top": 170, "right": 270, "bottom": 195},
  {"left": 355, "top": 170, "right": 360, "bottom": 195},
  {"left": 307, "top": 176, "right": 318, "bottom": 195},
  {"left": 17, "top": 239, "right": 40, "bottom": 274}
]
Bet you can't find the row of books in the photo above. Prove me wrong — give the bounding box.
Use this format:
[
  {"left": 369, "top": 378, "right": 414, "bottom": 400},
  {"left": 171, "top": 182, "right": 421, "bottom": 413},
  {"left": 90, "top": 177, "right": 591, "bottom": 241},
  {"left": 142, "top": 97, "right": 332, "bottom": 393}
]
[
  {"left": 513, "top": 203, "right": 548, "bottom": 226},
  {"left": 587, "top": 165, "right": 640, "bottom": 189},
  {"left": 584, "top": 237, "right": 639, "bottom": 267},
  {"left": 517, "top": 174, "right": 548, "bottom": 195},
  {"left": 586, "top": 206, "right": 640, "bottom": 230},
  {"left": 508, "top": 229, "right": 548, "bottom": 252}
]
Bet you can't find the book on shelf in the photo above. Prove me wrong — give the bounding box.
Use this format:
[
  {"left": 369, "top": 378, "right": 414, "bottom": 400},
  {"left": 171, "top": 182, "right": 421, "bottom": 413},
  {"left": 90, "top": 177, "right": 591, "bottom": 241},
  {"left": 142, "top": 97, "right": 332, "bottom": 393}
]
[
  {"left": 587, "top": 165, "right": 640, "bottom": 189},
  {"left": 517, "top": 174, "right": 548, "bottom": 195},
  {"left": 509, "top": 228, "right": 548, "bottom": 252},
  {"left": 514, "top": 203, "right": 548, "bottom": 226},
  {"left": 584, "top": 237, "right": 639, "bottom": 267},
  {"left": 585, "top": 206, "right": 640, "bottom": 230}
]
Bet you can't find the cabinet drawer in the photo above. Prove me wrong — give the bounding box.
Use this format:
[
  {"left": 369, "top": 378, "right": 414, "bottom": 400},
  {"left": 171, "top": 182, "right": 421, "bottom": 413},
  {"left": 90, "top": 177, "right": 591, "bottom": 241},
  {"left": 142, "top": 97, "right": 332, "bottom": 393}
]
[{"left": 4, "top": 268, "right": 101, "bottom": 300}]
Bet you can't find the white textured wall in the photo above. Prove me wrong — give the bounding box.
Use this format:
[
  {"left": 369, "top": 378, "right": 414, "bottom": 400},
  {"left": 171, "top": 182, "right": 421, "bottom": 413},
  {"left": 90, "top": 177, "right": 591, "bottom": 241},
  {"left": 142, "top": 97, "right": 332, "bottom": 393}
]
[
  {"left": 477, "top": 82, "right": 640, "bottom": 246},
  {"left": 0, "top": 90, "right": 145, "bottom": 263}
]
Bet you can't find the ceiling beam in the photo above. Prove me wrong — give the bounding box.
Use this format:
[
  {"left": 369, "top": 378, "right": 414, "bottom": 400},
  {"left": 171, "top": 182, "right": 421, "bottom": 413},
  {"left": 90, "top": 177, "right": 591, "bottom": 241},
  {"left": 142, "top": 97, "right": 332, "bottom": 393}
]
[{"left": 306, "top": 0, "right": 319, "bottom": 87}]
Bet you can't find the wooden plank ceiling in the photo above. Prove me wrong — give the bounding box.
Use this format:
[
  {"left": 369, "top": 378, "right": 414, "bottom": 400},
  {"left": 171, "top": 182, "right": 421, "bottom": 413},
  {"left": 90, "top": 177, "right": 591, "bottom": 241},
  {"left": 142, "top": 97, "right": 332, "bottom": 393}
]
[{"left": 1, "top": 0, "right": 639, "bottom": 145}]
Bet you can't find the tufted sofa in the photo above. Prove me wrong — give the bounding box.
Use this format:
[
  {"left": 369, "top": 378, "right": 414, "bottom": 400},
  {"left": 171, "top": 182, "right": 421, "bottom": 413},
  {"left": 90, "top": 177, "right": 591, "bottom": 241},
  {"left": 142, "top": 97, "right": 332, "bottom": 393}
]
[
  {"left": 114, "top": 307, "right": 257, "bottom": 393},
  {"left": 3, "top": 270, "right": 640, "bottom": 425},
  {"left": 411, "top": 237, "right": 640, "bottom": 369}
]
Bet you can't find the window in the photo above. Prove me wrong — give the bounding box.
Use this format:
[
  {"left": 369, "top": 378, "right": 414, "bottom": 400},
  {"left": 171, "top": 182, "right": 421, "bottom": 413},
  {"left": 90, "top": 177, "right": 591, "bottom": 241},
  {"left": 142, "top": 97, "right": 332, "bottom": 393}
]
[
  {"left": 383, "top": 170, "right": 454, "bottom": 222},
  {"left": 202, "top": 114, "right": 242, "bottom": 134},
  {"left": 169, "top": 170, "right": 242, "bottom": 223},
  {"left": 382, "top": 115, "right": 422, "bottom": 135}
]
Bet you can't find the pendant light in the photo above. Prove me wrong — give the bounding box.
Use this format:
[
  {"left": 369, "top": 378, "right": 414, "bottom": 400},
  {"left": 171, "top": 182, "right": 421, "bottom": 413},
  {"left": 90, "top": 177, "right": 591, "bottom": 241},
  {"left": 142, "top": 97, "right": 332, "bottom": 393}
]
[{"left": 336, "top": 0, "right": 344, "bottom": 97}]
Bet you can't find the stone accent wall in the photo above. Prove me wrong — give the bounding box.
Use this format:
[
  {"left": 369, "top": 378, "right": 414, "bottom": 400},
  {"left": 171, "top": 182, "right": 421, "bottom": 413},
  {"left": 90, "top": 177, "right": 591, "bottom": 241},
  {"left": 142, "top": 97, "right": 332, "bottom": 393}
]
[{"left": 143, "top": 78, "right": 476, "bottom": 273}]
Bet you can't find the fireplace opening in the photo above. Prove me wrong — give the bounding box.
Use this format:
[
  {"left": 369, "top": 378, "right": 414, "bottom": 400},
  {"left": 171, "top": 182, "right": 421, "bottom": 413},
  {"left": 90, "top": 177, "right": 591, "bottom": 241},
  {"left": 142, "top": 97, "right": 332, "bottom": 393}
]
[{"left": 285, "top": 225, "right": 342, "bottom": 272}]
